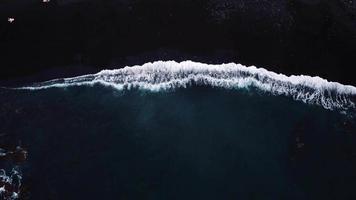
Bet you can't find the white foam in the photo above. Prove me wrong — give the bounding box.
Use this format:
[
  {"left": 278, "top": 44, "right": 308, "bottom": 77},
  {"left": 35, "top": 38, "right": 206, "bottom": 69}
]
[
  {"left": 17, "top": 60, "right": 356, "bottom": 111},
  {"left": 0, "top": 168, "right": 21, "bottom": 200}
]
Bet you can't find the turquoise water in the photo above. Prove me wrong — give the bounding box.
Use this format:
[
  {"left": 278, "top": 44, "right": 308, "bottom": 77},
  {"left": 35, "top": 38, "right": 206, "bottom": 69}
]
[{"left": 0, "top": 83, "right": 355, "bottom": 199}]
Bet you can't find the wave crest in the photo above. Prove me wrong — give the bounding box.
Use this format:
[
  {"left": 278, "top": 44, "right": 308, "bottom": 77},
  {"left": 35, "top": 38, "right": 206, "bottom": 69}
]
[{"left": 18, "top": 60, "right": 356, "bottom": 111}]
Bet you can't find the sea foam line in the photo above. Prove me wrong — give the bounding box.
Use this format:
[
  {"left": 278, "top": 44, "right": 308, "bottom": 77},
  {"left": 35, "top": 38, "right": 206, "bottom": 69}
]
[{"left": 17, "top": 60, "right": 356, "bottom": 111}]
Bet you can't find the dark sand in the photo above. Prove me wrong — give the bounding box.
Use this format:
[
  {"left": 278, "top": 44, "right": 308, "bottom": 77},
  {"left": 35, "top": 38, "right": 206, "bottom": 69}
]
[{"left": 0, "top": 0, "right": 355, "bottom": 86}]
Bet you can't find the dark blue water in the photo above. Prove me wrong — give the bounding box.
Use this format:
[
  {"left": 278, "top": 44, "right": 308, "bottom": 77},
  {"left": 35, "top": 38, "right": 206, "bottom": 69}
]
[{"left": 0, "top": 85, "right": 355, "bottom": 200}]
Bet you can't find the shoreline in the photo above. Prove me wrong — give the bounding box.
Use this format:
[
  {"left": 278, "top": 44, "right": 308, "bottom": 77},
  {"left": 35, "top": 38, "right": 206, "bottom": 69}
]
[{"left": 1, "top": 50, "right": 355, "bottom": 88}]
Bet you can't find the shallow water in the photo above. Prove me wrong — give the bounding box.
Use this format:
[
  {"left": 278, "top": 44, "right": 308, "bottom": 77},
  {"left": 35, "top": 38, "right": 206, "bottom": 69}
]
[{"left": 0, "top": 83, "right": 355, "bottom": 199}]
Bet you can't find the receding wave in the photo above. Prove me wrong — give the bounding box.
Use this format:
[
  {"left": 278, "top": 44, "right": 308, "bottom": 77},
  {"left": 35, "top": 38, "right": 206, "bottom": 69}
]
[{"left": 16, "top": 60, "right": 356, "bottom": 111}]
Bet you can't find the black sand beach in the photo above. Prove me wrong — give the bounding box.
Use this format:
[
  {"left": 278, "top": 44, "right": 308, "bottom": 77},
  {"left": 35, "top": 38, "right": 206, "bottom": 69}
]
[{"left": 0, "top": 0, "right": 355, "bottom": 85}]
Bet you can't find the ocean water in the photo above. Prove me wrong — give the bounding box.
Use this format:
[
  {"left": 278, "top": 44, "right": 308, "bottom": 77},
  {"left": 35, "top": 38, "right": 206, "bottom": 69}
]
[{"left": 0, "top": 61, "right": 356, "bottom": 200}]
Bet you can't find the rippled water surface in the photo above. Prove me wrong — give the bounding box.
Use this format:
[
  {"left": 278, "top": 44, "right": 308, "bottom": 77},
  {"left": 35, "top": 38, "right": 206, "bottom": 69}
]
[{"left": 1, "top": 83, "right": 355, "bottom": 199}]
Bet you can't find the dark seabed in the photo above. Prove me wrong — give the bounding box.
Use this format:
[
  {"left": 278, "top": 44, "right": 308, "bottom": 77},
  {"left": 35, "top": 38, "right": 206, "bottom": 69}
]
[{"left": 0, "top": 83, "right": 355, "bottom": 199}]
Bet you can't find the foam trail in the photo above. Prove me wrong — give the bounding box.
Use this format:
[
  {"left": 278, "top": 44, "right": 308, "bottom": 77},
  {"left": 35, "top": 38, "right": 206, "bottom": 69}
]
[{"left": 17, "top": 60, "right": 356, "bottom": 111}]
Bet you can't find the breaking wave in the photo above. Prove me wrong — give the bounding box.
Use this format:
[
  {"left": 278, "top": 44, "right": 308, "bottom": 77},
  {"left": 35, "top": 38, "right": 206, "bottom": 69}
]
[{"left": 17, "top": 60, "right": 356, "bottom": 111}]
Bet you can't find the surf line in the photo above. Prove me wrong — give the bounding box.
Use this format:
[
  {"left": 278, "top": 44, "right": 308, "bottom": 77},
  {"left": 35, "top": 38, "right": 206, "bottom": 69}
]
[{"left": 14, "top": 60, "right": 356, "bottom": 111}]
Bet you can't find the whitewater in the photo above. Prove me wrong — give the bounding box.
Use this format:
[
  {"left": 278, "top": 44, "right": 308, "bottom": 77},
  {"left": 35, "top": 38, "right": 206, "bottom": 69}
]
[{"left": 15, "top": 60, "right": 356, "bottom": 111}]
